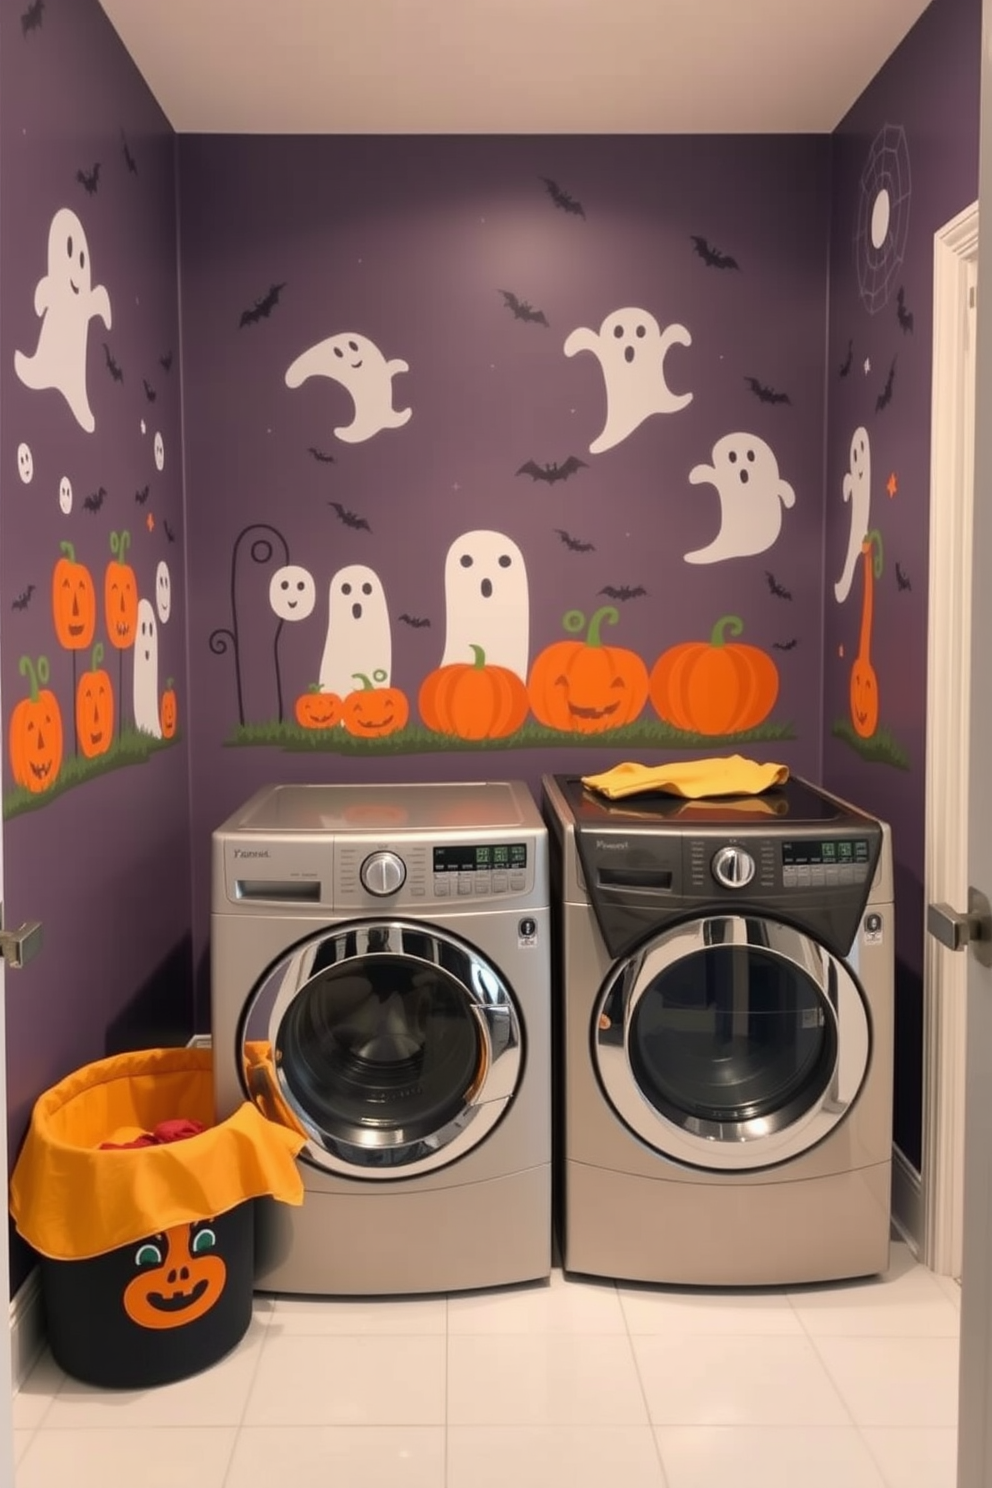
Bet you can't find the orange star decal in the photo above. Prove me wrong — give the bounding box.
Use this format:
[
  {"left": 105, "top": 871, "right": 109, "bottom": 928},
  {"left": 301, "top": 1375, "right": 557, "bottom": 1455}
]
[
  {"left": 146, "top": 512, "right": 155, "bottom": 532},
  {"left": 886, "top": 471, "right": 898, "bottom": 498}
]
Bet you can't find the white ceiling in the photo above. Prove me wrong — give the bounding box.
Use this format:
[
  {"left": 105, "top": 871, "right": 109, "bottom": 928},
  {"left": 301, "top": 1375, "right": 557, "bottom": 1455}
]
[{"left": 97, "top": 0, "right": 934, "bottom": 135}]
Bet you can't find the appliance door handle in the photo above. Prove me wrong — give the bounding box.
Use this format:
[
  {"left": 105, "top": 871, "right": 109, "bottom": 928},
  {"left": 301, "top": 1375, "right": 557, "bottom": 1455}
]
[{"left": 928, "top": 890, "right": 992, "bottom": 967}]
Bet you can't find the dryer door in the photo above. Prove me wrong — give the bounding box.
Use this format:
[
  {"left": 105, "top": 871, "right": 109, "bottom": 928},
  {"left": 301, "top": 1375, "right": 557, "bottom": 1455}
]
[
  {"left": 239, "top": 920, "right": 522, "bottom": 1178},
  {"left": 594, "top": 913, "right": 870, "bottom": 1171}
]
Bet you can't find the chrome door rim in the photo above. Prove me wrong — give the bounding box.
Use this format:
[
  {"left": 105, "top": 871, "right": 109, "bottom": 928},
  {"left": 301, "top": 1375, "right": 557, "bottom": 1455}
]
[
  {"left": 240, "top": 920, "right": 522, "bottom": 1178},
  {"left": 594, "top": 914, "right": 870, "bottom": 1171}
]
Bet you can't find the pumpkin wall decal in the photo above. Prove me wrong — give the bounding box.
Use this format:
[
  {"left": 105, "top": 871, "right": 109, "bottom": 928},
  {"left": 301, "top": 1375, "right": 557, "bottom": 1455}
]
[
  {"left": 52, "top": 542, "right": 96, "bottom": 652},
  {"left": 9, "top": 655, "right": 63, "bottom": 794},
  {"left": 75, "top": 643, "right": 114, "bottom": 759},
  {"left": 527, "top": 607, "right": 649, "bottom": 734},
  {"left": 341, "top": 670, "right": 409, "bottom": 738},
  {"left": 104, "top": 530, "right": 138, "bottom": 651},
  {"left": 160, "top": 678, "right": 178, "bottom": 740},
  {"left": 419, "top": 643, "right": 529, "bottom": 740},
  {"left": 649, "top": 614, "right": 779, "bottom": 736},
  {"left": 849, "top": 530, "right": 882, "bottom": 740},
  {"left": 122, "top": 1221, "right": 227, "bottom": 1331},
  {"left": 294, "top": 683, "right": 342, "bottom": 730}
]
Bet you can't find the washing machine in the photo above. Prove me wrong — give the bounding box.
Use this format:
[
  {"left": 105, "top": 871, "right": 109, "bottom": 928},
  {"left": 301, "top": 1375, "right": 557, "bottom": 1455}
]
[
  {"left": 543, "top": 772, "right": 894, "bottom": 1286},
  {"left": 211, "top": 780, "right": 551, "bottom": 1295}
]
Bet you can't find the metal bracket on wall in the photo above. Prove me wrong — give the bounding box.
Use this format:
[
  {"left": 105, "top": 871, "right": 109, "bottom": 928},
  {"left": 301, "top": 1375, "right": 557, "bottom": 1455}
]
[{"left": 0, "top": 904, "right": 43, "bottom": 969}]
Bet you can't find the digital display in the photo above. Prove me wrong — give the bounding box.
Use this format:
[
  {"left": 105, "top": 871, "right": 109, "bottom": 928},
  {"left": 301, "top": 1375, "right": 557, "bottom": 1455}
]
[
  {"left": 782, "top": 838, "right": 871, "bottom": 867},
  {"left": 433, "top": 843, "right": 527, "bottom": 872}
]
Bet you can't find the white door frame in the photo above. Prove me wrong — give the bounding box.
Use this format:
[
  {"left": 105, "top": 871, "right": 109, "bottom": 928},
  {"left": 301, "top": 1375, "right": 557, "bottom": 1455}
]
[{"left": 921, "top": 201, "right": 979, "bottom": 1276}]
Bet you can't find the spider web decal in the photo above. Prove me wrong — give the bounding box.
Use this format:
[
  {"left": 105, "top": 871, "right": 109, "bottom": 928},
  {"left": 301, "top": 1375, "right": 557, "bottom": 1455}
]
[{"left": 854, "top": 123, "right": 912, "bottom": 315}]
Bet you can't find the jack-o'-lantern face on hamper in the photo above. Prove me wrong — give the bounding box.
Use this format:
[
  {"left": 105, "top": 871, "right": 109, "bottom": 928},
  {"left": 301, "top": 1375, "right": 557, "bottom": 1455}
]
[{"left": 123, "top": 1222, "right": 227, "bottom": 1330}]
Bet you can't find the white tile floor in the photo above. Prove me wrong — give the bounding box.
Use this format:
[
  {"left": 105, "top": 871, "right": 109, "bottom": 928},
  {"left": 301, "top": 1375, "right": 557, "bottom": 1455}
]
[{"left": 12, "top": 1240, "right": 961, "bottom": 1488}]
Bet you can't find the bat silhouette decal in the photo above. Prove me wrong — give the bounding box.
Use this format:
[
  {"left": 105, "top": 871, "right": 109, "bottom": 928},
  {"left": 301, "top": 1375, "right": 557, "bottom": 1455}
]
[
  {"left": 103, "top": 343, "right": 124, "bottom": 383},
  {"left": 772, "top": 638, "right": 799, "bottom": 651},
  {"left": 516, "top": 456, "right": 587, "bottom": 484},
  {"left": 21, "top": 0, "right": 43, "bottom": 37},
  {"left": 83, "top": 486, "right": 107, "bottom": 514},
  {"left": 11, "top": 584, "right": 36, "bottom": 611},
  {"left": 876, "top": 358, "right": 897, "bottom": 413},
  {"left": 895, "top": 562, "right": 912, "bottom": 592},
  {"left": 239, "top": 282, "right": 286, "bottom": 328},
  {"left": 121, "top": 129, "right": 137, "bottom": 175},
  {"left": 163, "top": 520, "right": 176, "bottom": 544},
  {"left": 329, "top": 501, "right": 371, "bottom": 532},
  {"left": 765, "top": 571, "right": 792, "bottom": 601},
  {"left": 691, "top": 235, "right": 739, "bottom": 270},
  {"left": 839, "top": 339, "right": 854, "bottom": 378},
  {"left": 134, "top": 484, "right": 150, "bottom": 506},
  {"left": 555, "top": 529, "right": 595, "bottom": 552},
  {"left": 308, "top": 446, "right": 336, "bottom": 464},
  {"left": 160, "top": 350, "right": 173, "bottom": 372},
  {"left": 600, "top": 584, "right": 647, "bottom": 602},
  {"left": 745, "top": 376, "right": 791, "bottom": 406},
  {"left": 896, "top": 286, "right": 914, "bottom": 334},
  {"left": 398, "top": 613, "right": 431, "bottom": 628},
  {"left": 499, "top": 290, "right": 549, "bottom": 327},
  {"left": 76, "top": 162, "right": 100, "bottom": 195},
  {"left": 541, "top": 176, "right": 585, "bottom": 218},
  {"left": 143, "top": 378, "right": 157, "bottom": 402}
]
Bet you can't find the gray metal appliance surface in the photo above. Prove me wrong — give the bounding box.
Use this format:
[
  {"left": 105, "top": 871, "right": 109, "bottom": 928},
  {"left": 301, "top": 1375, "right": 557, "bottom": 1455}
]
[
  {"left": 543, "top": 772, "right": 894, "bottom": 1286},
  {"left": 211, "top": 781, "right": 551, "bottom": 1295}
]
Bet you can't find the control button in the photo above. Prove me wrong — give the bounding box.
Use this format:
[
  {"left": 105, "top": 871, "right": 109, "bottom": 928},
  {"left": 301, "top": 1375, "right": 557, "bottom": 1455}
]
[
  {"left": 474, "top": 874, "right": 490, "bottom": 893},
  {"left": 796, "top": 867, "right": 811, "bottom": 886},
  {"left": 810, "top": 867, "right": 826, "bottom": 887},
  {"left": 825, "top": 866, "right": 840, "bottom": 886},
  {"left": 433, "top": 877, "right": 450, "bottom": 897},
  {"left": 510, "top": 872, "right": 527, "bottom": 891},
  {"left": 783, "top": 868, "right": 798, "bottom": 887},
  {"left": 711, "top": 845, "right": 756, "bottom": 889},
  {"left": 854, "top": 866, "right": 868, "bottom": 883},
  {"left": 491, "top": 874, "right": 508, "bottom": 893},
  {"left": 458, "top": 876, "right": 474, "bottom": 896},
  {"left": 839, "top": 866, "right": 855, "bottom": 885},
  {"left": 360, "top": 851, "right": 406, "bottom": 896},
  {"left": 410, "top": 884, "right": 426, "bottom": 898}
]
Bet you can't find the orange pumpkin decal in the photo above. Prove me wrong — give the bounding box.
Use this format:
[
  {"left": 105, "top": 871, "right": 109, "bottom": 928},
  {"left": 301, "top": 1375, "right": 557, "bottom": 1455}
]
[
  {"left": 649, "top": 614, "right": 779, "bottom": 736},
  {"left": 52, "top": 542, "right": 96, "bottom": 651},
  {"left": 123, "top": 1222, "right": 227, "bottom": 1331},
  {"left": 160, "top": 678, "right": 178, "bottom": 739},
  {"left": 104, "top": 530, "right": 138, "bottom": 650},
  {"left": 294, "top": 684, "right": 342, "bottom": 730},
  {"left": 849, "top": 531, "right": 882, "bottom": 739},
  {"left": 527, "top": 607, "right": 649, "bottom": 733},
  {"left": 419, "top": 644, "right": 529, "bottom": 740},
  {"left": 9, "top": 655, "right": 63, "bottom": 794},
  {"left": 75, "top": 643, "right": 114, "bottom": 759},
  {"left": 341, "top": 670, "right": 409, "bottom": 737}
]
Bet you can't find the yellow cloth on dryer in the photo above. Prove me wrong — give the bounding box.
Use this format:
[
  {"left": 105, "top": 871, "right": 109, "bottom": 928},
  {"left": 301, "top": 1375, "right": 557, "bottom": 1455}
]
[{"left": 580, "top": 755, "right": 790, "bottom": 801}]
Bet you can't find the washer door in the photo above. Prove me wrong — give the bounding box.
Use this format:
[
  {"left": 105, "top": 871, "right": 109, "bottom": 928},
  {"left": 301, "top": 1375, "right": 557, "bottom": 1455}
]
[
  {"left": 240, "top": 920, "right": 522, "bottom": 1178},
  {"left": 594, "top": 914, "right": 870, "bottom": 1171}
]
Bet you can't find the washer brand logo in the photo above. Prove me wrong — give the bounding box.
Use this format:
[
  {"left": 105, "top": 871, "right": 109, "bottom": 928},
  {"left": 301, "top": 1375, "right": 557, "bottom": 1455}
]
[
  {"left": 234, "top": 849, "right": 271, "bottom": 859},
  {"left": 596, "top": 838, "right": 629, "bottom": 851}
]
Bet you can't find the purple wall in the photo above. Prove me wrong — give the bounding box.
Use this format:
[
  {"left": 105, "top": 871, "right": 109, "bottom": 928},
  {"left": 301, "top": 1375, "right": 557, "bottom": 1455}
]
[
  {"left": 823, "top": 0, "right": 980, "bottom": 1166},
  {"left": 178, "top": 133, "right": 831, "bottom": 1007},
  {"left": 0, "top": 1, "right": 193, "bottom": 1288}
]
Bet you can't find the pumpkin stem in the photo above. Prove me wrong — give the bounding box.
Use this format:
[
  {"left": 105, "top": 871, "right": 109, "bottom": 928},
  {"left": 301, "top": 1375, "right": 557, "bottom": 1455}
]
[
  {"left": 562, "top": 610, "right": 587, "bottom": 635},
  {"left": 858, "top": 540, "right": 875, "bottom": 664},
  {"left": 91, "top": 643, "right": 104, "bottom": 670},
  {"left": 585, "top": 606, "right": 620, "bottom": 647},
  {"left": 110, "top": 530, "right": 131, "bottom": 561},
  {"left": 165, "top": 676, "right": 174, "bottom": 690},
  {"left": 18, "top": 655, "right": 40, "bottom": 702},
  {"left": 469, "top": 644, "right": 487, "bottom": 668},
  {"left": 710, "top": 615, "right": 745, "bottom": 647},
  {"left": 351, "top": 670, "right": 388, "bottom": 691},
  {"left": 867, "top": 527, "right": 884, "bottom": 579},
  {"left": 307, "top": 682, "right": 322, "bottom": 694},
  {"left": 60, "top": 541, "right": 76, "bottom": 562}
]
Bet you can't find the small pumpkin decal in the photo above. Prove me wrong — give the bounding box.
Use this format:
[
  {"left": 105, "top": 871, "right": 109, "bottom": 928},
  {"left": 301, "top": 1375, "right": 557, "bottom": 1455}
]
[
  {"left": 419, "top": 644, "right": 529, "bottom": 740},
  {"left": 341, "top": 670, "right": 409, "bottom": 738},
  {"left": 294, "top": 683, "right": 342, "bottom": 730},
  {"left": 123, "top": 1221, "right": 227, "bottom": 1331},
  {"left": 649, "top": 614, "right": 779, "bottom": 736},
  {"left": 9, "top": 655, "right": 63, "bottom": 794},
  {"left": 52, "top": 542, "right": 96, "bottom": 651},
  {"left": 104, "top": 530, "right": 138, "bottom": 650},
  {"left": 527, "top": 606, "right": 649, "bottom": 733},
  {"left": 160, "top": 678, "right": 178, "bottom": 740},
  {"left": 850, "top": 530, "right": 882, "bottom": 740},
  {"left": 75, "top": 643, "right": 114, "bottom": 759}
]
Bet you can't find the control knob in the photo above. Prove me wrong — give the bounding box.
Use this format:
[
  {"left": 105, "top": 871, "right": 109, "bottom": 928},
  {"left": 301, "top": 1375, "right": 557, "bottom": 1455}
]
[
  {"left": 711, "top": 845, "right": 756, "bottom": 889},
  {"left": 360, "top": 850, "right": 406, "bottom": 896}
]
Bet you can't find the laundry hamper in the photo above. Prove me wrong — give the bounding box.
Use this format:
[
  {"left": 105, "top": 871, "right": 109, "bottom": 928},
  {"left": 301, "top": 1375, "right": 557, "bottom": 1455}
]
[{"left": 9, "top": 1046, "right": 304, "bottom": 1388}]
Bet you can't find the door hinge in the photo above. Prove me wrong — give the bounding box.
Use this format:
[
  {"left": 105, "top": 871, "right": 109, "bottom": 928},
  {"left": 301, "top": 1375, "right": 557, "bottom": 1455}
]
[{"left": 0, "top": 904, "right": 43, "bottom": 970}]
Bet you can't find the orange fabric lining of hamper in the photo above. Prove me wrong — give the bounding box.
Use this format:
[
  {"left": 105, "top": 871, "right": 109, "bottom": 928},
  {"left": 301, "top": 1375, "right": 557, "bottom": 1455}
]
[
  {"left": 581, "top": 755, "right": 789, "bottom": 801},
  {"left": 9, "top": 1046, "right": 305, "bottom": 1261}
]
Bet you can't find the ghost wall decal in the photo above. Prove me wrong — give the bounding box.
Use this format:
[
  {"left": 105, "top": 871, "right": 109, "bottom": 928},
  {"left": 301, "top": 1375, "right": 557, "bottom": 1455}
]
[
  {"left": 684, "top": 433, "right": 795, "bottom": 564},
  {"left": 318, "top": 565, "right": 392, "bottom": 698},
  {"left": 15, "top": 208, "right": 111, "bottom": 433},
  {"left": 133, "top": 598, "right": 162, "bottom": 737},
  {"left": 285, "top": 332, "right": 411, "bottom": 444},
  {"left": 564, "top": 308, "right": 692, "bottom": 454},
  {"left": 835, "top": 426, "right": 871, "bottom": 604},
  {"left": 440, "top": 531, "right": 529, "bottom": 681}
]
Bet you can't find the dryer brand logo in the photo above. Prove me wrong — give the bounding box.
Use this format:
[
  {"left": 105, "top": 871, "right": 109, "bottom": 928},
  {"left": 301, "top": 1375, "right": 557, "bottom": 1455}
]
[
  {"left": 234, "top": 849, "right": 271, "bottom": 859},
  {"left": 596, "top": 839, "right": 630, "bottom": 851}
]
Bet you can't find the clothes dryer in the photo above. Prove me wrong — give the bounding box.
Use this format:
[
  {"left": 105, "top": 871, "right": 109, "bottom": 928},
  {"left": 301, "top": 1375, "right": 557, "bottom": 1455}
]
[
  {"left": 212, "top": 781, "right": 551, "bottom": 1295},
  {"left": 543, "top": 772, "right": 893, "bottom": 1286}
]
